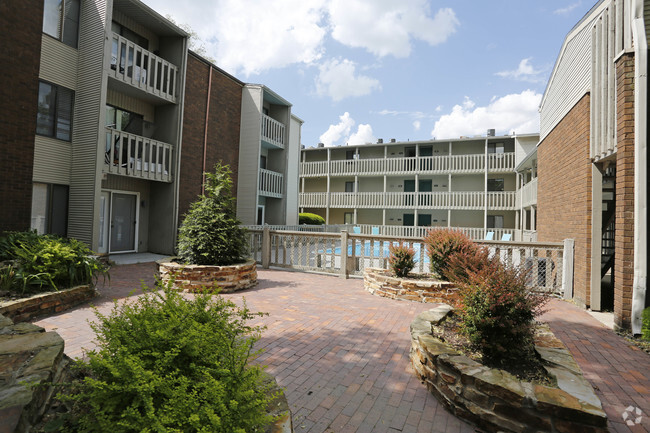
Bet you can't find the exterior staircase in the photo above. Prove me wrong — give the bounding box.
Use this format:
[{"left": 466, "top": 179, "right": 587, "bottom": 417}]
[{"left": 601, "top": 172, "right": 615, "bottom": 278}]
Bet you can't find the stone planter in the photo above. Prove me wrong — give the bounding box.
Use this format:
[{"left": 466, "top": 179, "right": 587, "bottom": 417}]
[
  {"left": 157, "top": 259, "right": 257, "bottom": 293},
  {"left": 410, "top": 306, "right": 607, "bottom": 433},
  {"left": 0, "top": 285, "right": 98, "bottom": 323},
  {"left": 363, "top": 268, "right": 460, "bottom": 307}
]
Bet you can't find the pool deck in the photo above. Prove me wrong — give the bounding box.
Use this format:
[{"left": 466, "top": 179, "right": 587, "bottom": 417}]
[{"left": 34, "top": 263, "right": 650, "bottom": 433}]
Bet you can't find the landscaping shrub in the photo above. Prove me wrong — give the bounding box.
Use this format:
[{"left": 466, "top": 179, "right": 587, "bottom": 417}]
[
  {"left": 178, "top": 163, "right": 249, "bottom": 265},
  {"left": 60, "top": 279, "right": 273, "bottom": 433},
  {"left": 442, "top": 245, "right": 495, "bottom": 284},
  {"left": 388, "top": 243, "right": 415, "bottom": 278},
  {"left": 298, "top": 212, "right": 325, "bottom": 225},
  {"left": 423, "top": 228, "right": 478, "bottom": 279},
  {"left": 642, "top": 307, "right": 650, "bottom": 341},
  {"left": 457, "top": 261, "right": 548, "bottom": 366},
  {"left": 0, "top": 231, "right": 106, "bottom": 294}
]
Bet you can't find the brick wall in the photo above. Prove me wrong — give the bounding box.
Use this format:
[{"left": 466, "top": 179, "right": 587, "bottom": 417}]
[
  {"left": 0, "top": 0, "right": 43, "bottom": 232},
  {"left": 537, "top": 94, "right": 592, "bottom": 308},
  {"left": 614, "top": 53, "right": 635, "bottom": 329},
  {"left": 178, "top": 54, "right": 243, "bottom": 224}
]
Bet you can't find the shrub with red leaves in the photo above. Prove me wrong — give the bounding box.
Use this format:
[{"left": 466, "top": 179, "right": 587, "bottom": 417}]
[{"left": 423, "top": 228, "right": 478, "bottom": 279}]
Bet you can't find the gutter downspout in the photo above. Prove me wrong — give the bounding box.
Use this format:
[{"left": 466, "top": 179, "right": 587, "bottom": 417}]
[
  {"left": 631, "top": 0, "right": 647, "bottom": 335},
  {"left": 202, "top": 67, "right": 213, "bottom": 195}
]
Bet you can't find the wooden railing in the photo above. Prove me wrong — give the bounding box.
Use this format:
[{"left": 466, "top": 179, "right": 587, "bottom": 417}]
[
  {"left": 110, "top": 33, "right": 178, "bottom": 102},
  {"left": 300, "top": 191, "right": 517, "bottom": 210},
  {"left": 261, "top": 114, "right": 285, "bottom": 148},
  {"left": 246, "top": 227, "right": 572, "bottom": 295},
  {"left": 300, "top": 152, "right": 515, "bottom": 177},
  {"left": 103, "top": 128, "right": 173, "bottom": 182},
  {"left": 258, "top": 168, "right": 283, "bottom": 198}
]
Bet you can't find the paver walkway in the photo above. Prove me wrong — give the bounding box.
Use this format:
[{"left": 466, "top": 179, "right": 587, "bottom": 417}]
[{"left": 34, "top": 263, "right": 650, "bottom": 433}]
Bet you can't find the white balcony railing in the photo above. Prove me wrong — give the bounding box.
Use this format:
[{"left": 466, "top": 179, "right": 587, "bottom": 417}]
[
  {"left": 104, "top": 128, "right": 173, "bottom": 182},
  {"left": 300, "top": 191, "right": 517, "bottom": 210},
  {"left": 110, "top": 33, "right": 178, "bottom": 103},
  {"left": 259, "top": 168, "right": 283, "bottom": 198},
  {"left": 300, "top": 153, "right": 515, "bottom": 177},
  {"left": 261, "top": 114, "right": 285, "bottom": 148},
  {"left": 518, "top": 178, "right": 538, "bottom": 208}
]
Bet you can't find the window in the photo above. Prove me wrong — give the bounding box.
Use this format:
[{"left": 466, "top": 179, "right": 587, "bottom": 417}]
[
  {"left": 487, "top": 142, "right": 505, "bottom": 154},
  {"left": 405, "top": 146, "right": 416, "bottom": 157},
  {"left": 37, "top": 81, "right": 74, "bottom": 141},
  {"left": 344, "top": 212, "right": 353, "bottom": 224},
  {"left": 43, "top": 0, "right": 80, "bottom": 48},
  {"left": 260, "top": 155, "right": 267, "bottom": 170},
  {"left": 487, "top": 215, "right": 504, "bottom": 229},
  {"left": 345, "top": 181, "right": 355, "bottom": 192},
  {"left": 487, "top": 178, "right": 504, "bottom": 192},
  {"left": 417, "top": 214, "right": 431, "bottom": 226},
  {"left": 345, "top": 150, "right": 358, "bottom": 160},
  {"left": 31, "top": 183, "right": 69, "bottom": 236}
]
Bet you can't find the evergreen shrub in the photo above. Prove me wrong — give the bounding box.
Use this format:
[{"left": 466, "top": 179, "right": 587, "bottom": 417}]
[
  {"left": 388, "top": 243, "right": 416, "bottom": 278},
  {"left": 642, "top": 307, "right": 650, "bottom": 341},
  {"left": 177, "top": 163, "right": 248, "bottom": 265},
  {"left": 298, "top": 213, "right": 325, "bottom": 225},
  {"left": 423, "top": 228, "right": 478, "bottom": 279}
]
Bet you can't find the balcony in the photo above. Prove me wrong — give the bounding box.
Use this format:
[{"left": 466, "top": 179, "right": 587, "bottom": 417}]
[
  {"left": 300, "top": 191, "right": 517, "bottom": 210},
  {"left": 109, "top": 33, "right": 178, "bottom": 103},
  {"left": 103, "top": 128, "right": 173, "bottom": 182},
  {"left": 300, "top": 153, "right": 515, "bottom": 177},
  {"left": 517, "top": 178, "right": 538, "bottom": 208},
  {"left": 261, "top": 114, "right": 285, "bottom": 149},
  {"left": 259, "top": 168, "right": 283, "bottom": 198}
]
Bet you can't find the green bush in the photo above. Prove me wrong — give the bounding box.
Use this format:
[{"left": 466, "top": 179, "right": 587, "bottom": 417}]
[
  {"left": 298, "top": 213, "right": 325, "bottom": 225},
  {"left": 423, "top": 228, "right": 478, "bottom": 279},
  {"left": 0, "top": 231, "right": 107, "bottom": 294},
  {"left": 178, "top": 163, "right": 249, "bottom": 265},
  {"left": 60, "top": 279, "right": 273, "bottom": 433},
  {"left": 457, "top": 260, "right": 548, "bottom": 366},
  {"left": 388, "top": 243, "right": 415, "bottom": 278},
  {"left": 642, "top": 307, "right": 650, "bottom": 341}
]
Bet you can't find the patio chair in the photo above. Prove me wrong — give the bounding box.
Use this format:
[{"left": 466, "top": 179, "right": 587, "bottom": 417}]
[
  {"left": 352, "top": 226, "right": 361, "bottom": 234},
  {"left": 485, "top": 231, "right": 495, "bottom": 241},
  {"left": 501, "top": 233, "right": 512, "bottom": 241},
  {"left": 371, "top": 226, "right": 380, "bottom": 235}
]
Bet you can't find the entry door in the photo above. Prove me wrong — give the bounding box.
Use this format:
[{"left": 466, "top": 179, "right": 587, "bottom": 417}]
[
  {"left": 257, "top": 205, "right": 265, "bottom": 225},
  {"left": 110, "top": 193, "right": 137, "bottom": 252},
  {"left": 403, "top": 213, "right": 415, "bottom": 226},
  {"left": 404, "top": 179, "right": 415, "bottom": 207}
]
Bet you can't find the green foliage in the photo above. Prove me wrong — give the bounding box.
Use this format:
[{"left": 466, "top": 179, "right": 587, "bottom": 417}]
[
  {"left": 0, "top": 231, "right": 107, "bottom": 294},
  {"left": 642, "top": 307, "right": 650, "bottom": 341},
  {"left": 457, "top": 259, "right": 548, "bottom": 366},
  {"left": 388, "top": 243, "right": 415, "bottom": 278},
  {"left": 177, "top": 163, "right": 249, "bottom": 265},
  {"left": 423, "top": 228, "right": 478, "bottom": 279},
  {"left": 298, "top": 213, "right": 325, "bottom": 225},
  {"left": 61, "top": 278, "right": 273, "bottom": 433}
]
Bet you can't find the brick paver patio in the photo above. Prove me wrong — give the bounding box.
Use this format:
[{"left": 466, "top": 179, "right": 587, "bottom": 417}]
[{"left": 34, "top": 263, "right": 650, "bottom": 433}]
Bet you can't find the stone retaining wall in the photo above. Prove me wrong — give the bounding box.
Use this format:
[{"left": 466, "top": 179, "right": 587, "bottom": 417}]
[
  {"left": 363, "top": 268, "right": 460, "bottom": 307},
  {"left": 410, "top": 306, "right": 607, "bottom": 433},
  {"left": 158, "top": 259, "right": 257, "bottom": 293},
  {"left": 0, "top": 285, "right": 98, "bottom": 323}
]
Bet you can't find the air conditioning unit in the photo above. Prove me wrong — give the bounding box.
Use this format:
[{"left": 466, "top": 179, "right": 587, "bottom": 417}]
[
  {"left": 377, "top": 138, "right": 383, "bottom": 144},
  {"left": 487, "top": 129, "right": 496, "bottom": 137},
  {"left": 317, "top": 142, "right": 324, "bottom": 148}
]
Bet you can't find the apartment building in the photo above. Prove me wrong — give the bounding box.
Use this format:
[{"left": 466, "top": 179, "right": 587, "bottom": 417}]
[
  {"left": 237, "top": 85, "right": 302, "bottom": 226},
  {"left": 299, "top": 133, "right": 539, "bottom": 239},
  {"left": 0, "top": 0, "right": 303, "bottom": 255},
  {"left": 536, "top": 0, "right": 647, "bottom": 331}
]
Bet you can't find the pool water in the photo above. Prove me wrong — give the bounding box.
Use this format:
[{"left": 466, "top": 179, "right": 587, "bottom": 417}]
[{"left": 332, "top": 241, "right": 427, "bottom": 263}]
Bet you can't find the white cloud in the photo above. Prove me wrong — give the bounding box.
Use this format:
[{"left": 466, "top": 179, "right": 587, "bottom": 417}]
[
  {"left": 554, "top": 1, "right": 582, "bottom": 15},
  {"left": 328, "top": 0, "right": 459, "bottom": 57},
  {"left": 319, "top": 112, "right": 376, "bottom": 146},
  {"left": 315, "top": 58, "right": 381, "bottom": 101},
  {"left": 413, "top": 120, "right": 421, "bottom": 131},
  {"left": 496, "top": 58, "right": 547, "bottom": 83},
  {"left": 431, "top": 90, "right": 542, "bottom": 139}
]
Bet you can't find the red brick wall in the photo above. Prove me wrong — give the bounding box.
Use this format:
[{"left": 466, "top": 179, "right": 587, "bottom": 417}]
[
  {"left": 537, "top": 95, "right": 592, "bottom": 308},
  {"left": 179, "top": 54, "right": 243, "bottom": 224},
  {"left": 0, "top": 0, "right": 43, "bottom": 232},
  {"left": 614, "top": 53, "right": 635, "bottom": 329}
]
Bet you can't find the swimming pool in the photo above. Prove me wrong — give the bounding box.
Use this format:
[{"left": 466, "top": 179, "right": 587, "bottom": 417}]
[{"left": 331, "top": 241, "right": 427, "bottom": 263}]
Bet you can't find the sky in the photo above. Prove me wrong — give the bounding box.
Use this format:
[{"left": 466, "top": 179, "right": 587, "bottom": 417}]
[{"left": 142, "top": 0, "right": 597, "bottom": 148}]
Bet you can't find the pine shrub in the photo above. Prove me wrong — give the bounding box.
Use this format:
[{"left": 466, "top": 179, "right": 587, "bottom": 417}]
[
  {"left": 298, "top": 213, "right": 325, "bottom": 225},
  {"left": 177, "top": 163, "right": 248, "bottom": 265},
  {"left": 388, "top": 243, "right": 416, "bottom": 278},
  {"left": 62, "top": 278, "right": 273, "bottom": 433},
  {"left": 642, "top": 307, "right": 650, "bottom": 341},
  {"left": 423, "top": 228, "right": 478, "bottom": 279}
]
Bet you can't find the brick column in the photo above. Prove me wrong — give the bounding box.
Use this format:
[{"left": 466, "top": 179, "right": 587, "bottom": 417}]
[{"left": 614, "top": 53, "right": 635, "bottom": 329}]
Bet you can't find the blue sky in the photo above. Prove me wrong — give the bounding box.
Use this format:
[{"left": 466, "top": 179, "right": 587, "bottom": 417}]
[{"left": 143, "top": 0, "right": 596, "bottom": 147}]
